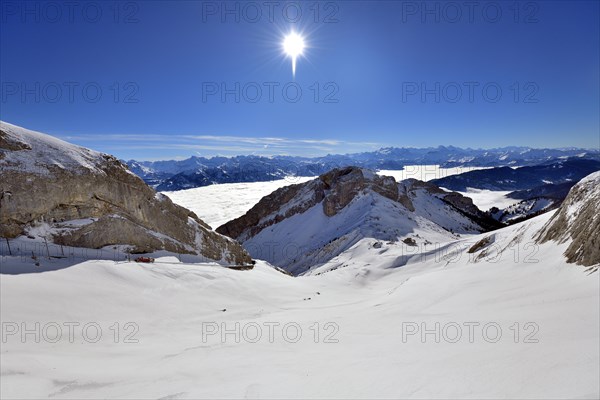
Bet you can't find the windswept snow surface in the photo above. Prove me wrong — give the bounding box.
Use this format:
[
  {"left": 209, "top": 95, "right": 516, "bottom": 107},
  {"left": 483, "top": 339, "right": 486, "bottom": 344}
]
[
  {"left": 1, "top": 212, "right": 598, "bottom": 399},
  {"left": 163, "top": 177, "right": 314, "bottom": 229}
]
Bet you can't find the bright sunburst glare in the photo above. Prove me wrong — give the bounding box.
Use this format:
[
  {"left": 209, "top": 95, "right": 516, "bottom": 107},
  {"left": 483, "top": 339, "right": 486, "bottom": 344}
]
[{"left": 283, "top": 32, "right": 305, "bottom": 77}]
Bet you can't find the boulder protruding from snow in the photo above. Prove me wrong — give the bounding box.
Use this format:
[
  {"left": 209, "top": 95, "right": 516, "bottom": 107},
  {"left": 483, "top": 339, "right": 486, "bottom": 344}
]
[{"left": 536, "top": 171, "right": 600, "bottom": 267}]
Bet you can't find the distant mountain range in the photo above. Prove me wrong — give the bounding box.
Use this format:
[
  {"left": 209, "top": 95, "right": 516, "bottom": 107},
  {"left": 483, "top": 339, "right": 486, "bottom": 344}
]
[
  {"left": 431, "top": 158, "right": 600, "bottom": 224},
  {"left": 431, "top": 158, "right": 600, "bottom": 192},
  {"left": 125, "top": 146, "right": 600, "bottom": 191}
]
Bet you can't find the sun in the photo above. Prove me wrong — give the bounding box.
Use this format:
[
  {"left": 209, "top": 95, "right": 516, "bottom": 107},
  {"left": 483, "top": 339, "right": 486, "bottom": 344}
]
[{"left": 282, "top": 32, "right": 305, "bottom": 77}]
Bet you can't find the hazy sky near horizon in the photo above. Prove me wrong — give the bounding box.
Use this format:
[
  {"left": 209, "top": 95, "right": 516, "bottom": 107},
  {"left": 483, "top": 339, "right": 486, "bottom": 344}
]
[{"left": 1, "top": 1, "right": 599, "bottom": 160}]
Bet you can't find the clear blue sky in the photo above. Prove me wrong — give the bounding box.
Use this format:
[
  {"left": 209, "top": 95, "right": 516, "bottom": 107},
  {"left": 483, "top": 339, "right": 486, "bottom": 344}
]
[{"left": 1, "top": 0, "right": 599, "bottom": 160}]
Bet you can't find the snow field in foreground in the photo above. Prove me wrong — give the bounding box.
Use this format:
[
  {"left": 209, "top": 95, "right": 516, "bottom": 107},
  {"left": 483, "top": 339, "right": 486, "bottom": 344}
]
[{"left": 1, "top": 213, "right": 598, "bottom": 399}]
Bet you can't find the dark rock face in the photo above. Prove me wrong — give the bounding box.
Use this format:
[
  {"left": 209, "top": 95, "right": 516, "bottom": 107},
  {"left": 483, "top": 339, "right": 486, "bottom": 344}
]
[
  {"left": 320, "top": 167, "right": 399, "bottom": 217},
  {"left": 0, "top": 122, "right": 251, "bottom": 264},
  {"left": 0, "top": 130, "right": 31, "bottom": 151},
  {"left": 536, "top": 171, "right": 600, "bottom": 267}
]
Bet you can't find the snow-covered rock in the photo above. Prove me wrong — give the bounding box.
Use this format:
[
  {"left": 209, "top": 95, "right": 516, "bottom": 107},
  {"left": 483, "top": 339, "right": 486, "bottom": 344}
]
[
  {"left": 0, "top": 121, "right": 250, "bottom": 264},
  {"left": 536, "top": 171, "right": 600, "bottom": 266},
  {"left": 217, "top": 167, "right": 501, "bottom": 274}
]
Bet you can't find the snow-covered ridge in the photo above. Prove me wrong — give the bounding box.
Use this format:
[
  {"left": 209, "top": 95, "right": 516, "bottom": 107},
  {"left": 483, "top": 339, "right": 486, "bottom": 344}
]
[
  {"left": 578, "top": 169, "right": 600, "bottom": 185},
  {"left": 0, "top": 121, "right": 127, "bottom": 176},
  {"left": 217, "top": 167, "right": 501, "bottom": 274}
]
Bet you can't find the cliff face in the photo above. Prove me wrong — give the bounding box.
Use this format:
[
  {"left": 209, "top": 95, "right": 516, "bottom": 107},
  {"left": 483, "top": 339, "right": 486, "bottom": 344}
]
[
  {"left": 536, "top": 171, "right": 600, "bottom": 267},
  {"left": 0, "top": 121, "right": 251, "bottom": 264}
]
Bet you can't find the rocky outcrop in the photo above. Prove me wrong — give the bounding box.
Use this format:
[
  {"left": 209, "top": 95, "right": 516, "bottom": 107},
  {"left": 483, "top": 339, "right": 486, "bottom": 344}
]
[
  {"left": 217, "top": 166, "right": 499, "bottom": 274},
  {"left": 536, "top": 171, "right": 600, "bottom": 266},
  {"left": 217, "top": 167, "right": 402, "bottom": 241},
  {"left": 320, "top": 167, "right": 398, "bottom": 216},
  {"left": 218, "top": 167, "right": 500, "bottom": 245},
  {"left": 0, "top": 122, "right": 251, "bottom": 264}
]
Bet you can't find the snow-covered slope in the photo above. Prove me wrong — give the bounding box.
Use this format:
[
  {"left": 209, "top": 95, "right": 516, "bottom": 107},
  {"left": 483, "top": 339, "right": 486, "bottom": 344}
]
[
  {"left": 217, "top": 167, "right": 501, "bottom": 275},
  {"left": 1, "top": 212, "right": 598, "bottom": 399},
  {"left": 0, "top": 121, "right": 128, "bottom": 176}
]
